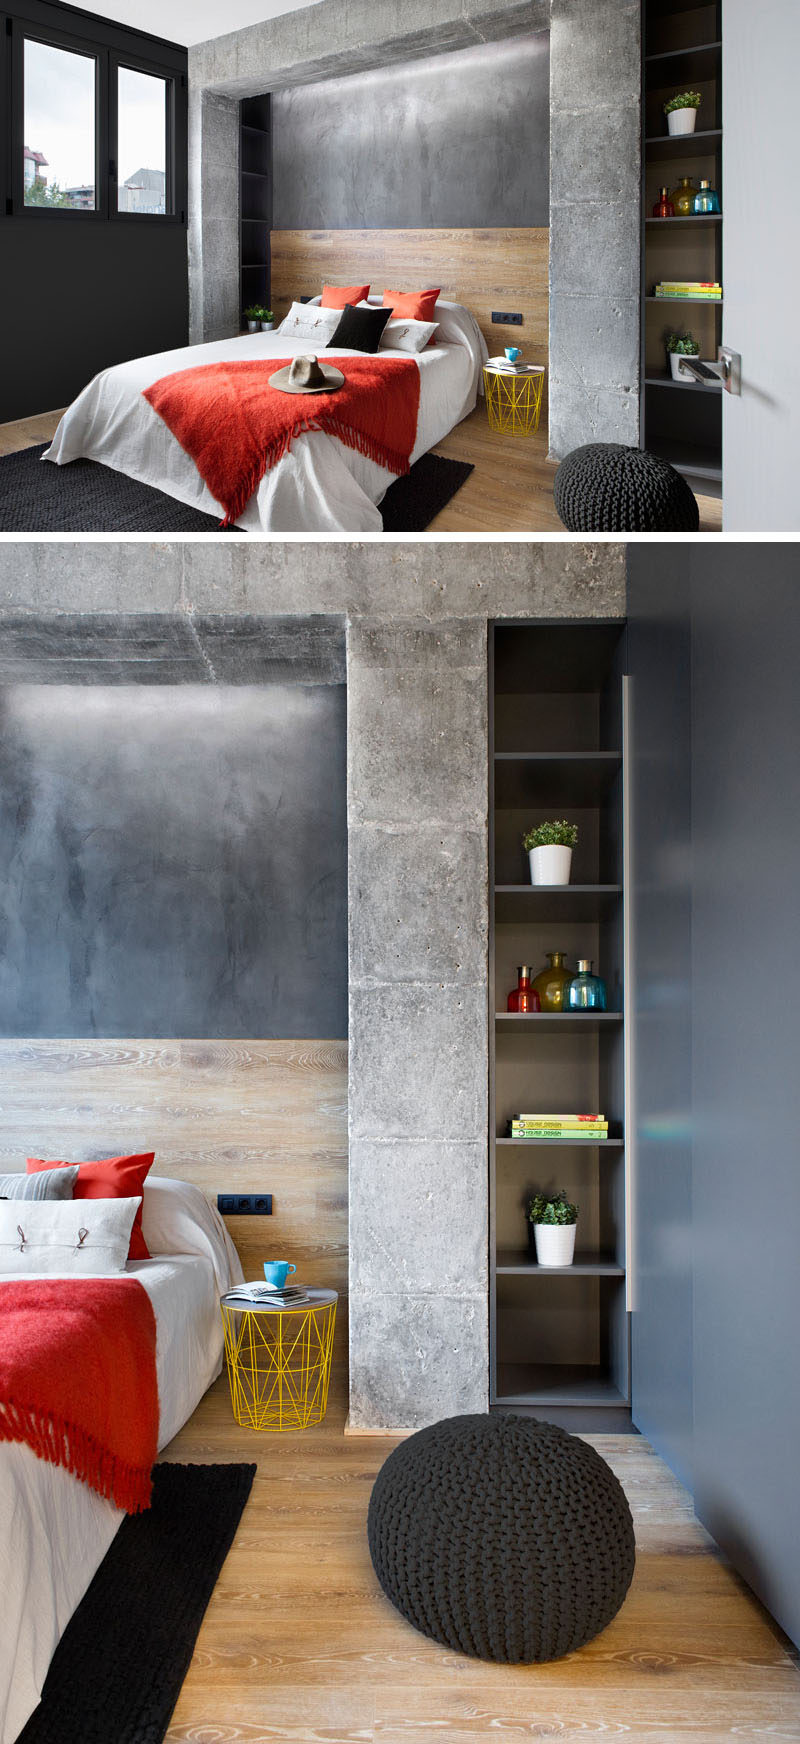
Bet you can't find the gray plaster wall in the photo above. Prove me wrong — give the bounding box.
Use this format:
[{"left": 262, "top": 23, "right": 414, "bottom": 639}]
[
  {"left": 548, "top": 0, "right": 641, "bottom": 455},
  {"left": 271, "top": 35, "right": 549, "bottom": 231},
  {"left": 0, "top": 681, "right": 347, "bottom": 1040},
  {"left": 0, "top": 541, "right": 626, "bottom": 1430}
]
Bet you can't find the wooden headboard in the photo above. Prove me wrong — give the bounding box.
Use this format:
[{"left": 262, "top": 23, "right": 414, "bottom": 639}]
[
  {"left": 269, "top": 228, "right": 549, "bottom": 366},
  {"left": 0, "top": 1039, "right": 348, "bottom": 1310}
]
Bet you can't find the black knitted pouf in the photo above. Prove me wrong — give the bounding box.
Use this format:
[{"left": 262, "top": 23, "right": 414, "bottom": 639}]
[
  {"left": 554, "top": 442, "right": 700, "bottom": 532},
  {"left": 367, "top": 1414, "right": 635, "bottom": 1663}
]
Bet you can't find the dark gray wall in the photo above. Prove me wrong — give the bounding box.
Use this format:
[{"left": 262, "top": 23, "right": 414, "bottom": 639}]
[
  {"left": 0, "top": 684, "right": 347, "bottom": 1039},
  {"left": 271, "top": 34, "right": 549, "bottom": 231},
  {"left": 627, "top": 552, "right": 694, "bottom": 1491},
  {"left": 690, "top": 549, "right": 800, "bottom": 1650},
  {"left": 628, "top": 544, "right": 800, "bottom": 1651}
]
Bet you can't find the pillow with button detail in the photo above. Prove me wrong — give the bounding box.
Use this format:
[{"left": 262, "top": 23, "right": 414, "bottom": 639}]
[
  {"left": 276, "top": 301, "right": 341, "bottom": 345},
  {"left": 320, "top": 283, "right": 370, "bottom": 310},
  {"left": 327, "top": 302, "right": 395, "bottom": 355},
  {"left": 27, "top": 1152, "right": 155, "bottom": 1260},
  {"left": 0, "top": 1166, "right": 79, "bottom": 1202},
  {"left": 378, "top": 317, "right": 439, "bottom": 354},
  {"left": 0, "top": 1197, "right": 141, "bottom": 1276}
]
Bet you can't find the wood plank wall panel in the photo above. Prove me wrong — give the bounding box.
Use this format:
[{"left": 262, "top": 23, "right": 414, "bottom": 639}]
[
  {"left": 269, "top": 228, "right": 550, "bottom": 365},
  {"left": 0, "top": 1040, "right": 348, "bottom": 1307}
]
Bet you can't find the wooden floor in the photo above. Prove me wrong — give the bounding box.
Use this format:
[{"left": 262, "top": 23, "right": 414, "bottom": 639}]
[
  {"left": 160, "top": 1361, "right": 800, "bottom": 1743},
  {"left": 0, "top": 406, "right": 723, "bottom": 534}
]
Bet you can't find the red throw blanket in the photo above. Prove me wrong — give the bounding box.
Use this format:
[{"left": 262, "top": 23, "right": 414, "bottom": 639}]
[
  {"left": 143, "top": 354, "right": 422, "bottom": 527},
  {"left": 0, "top": 1279, "right": 158, "bottom": 1513}
]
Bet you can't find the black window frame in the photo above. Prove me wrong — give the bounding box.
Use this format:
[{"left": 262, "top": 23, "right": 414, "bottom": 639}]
[{"left": 2, "top": 1, "right": 186, "bottom": 226}]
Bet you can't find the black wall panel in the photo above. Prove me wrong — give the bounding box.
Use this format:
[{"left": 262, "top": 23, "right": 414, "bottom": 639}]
[{"left": 0, "top": 684, "right": 347, "bottom": 1039}]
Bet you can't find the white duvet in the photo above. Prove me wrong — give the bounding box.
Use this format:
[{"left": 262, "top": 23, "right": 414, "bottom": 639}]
[
  {"left": 43, "top": 302, "right": 487, "bottom": 532},
  {"left": 0, "top": 1232, "right": 241, "bottom": 1744}
]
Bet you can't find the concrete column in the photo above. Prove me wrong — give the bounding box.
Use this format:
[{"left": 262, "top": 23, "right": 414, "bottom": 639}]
[
  {"left": 188, "top": 89, "right": 240, "bottom": 344},
  {"left": 346, "top": 619, "right": 489, "bottom": 1431},
  {"left": 548, "top": 0, "right": 641, "bottom": 457}
]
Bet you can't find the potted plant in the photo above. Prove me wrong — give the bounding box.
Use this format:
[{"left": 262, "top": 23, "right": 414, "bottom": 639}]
[
  {"left": 664, "top": 91, "right": 702, "bottom": 136},
  {"left": 259, "top": 307, "right": 274, "bottom": 332},
  {"left": 666, "top": 330, "right": 700, "bottom": 380},
  {"left": 244, "top": 306, "right": 261, "bottom": 333},
  {"left": 528, "top": 1190, "right": 579, "bottom": 1267},
  {"left": 522, "top": 820, "right": 578, "bottom": 887}
]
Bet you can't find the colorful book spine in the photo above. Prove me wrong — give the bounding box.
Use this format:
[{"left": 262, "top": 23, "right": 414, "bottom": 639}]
[
  {"left": 515, "top": 1114, "right": 606, "bottom": 1123},
  {"left": 510, "top": 1125, "right": 608, "bottom": 1139}
]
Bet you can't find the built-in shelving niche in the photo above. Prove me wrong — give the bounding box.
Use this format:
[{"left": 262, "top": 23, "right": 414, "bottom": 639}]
[
  {"left": 239, "top": 94, "right": 272, "bottom": 322},
  {"left": 489, "top": 623, "right": 632, "bottom": 1431},
  {"left": 641, "top": 0, "right": 723, "bottom": 495}
]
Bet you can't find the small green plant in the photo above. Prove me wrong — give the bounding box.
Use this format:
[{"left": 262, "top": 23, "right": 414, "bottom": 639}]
[
  {"left": 258, "top": 308, "right": 274, "bottom": 323},
  {"left": 665, "top": 331, "right": 700, "bottom": 356},
  {"left": 664, "top": 90, "right": 702, "bottom": 115},
  {"left": 243, "top": 305, "right": 262, "bottom": 322},
  {"left": 522, "top": 820, "right": 579, "bottom": 852},
  {"left": 528, "top": 1190, "right": 578, "bottom": 1227}
]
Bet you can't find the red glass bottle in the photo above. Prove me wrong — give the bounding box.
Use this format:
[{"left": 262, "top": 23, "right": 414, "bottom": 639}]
[
  {"left": 507, "top": 966, "right": 541, "bottom": 1013},
  {"left": 653, "top": 186, "right": 675, "bottom": 217}
]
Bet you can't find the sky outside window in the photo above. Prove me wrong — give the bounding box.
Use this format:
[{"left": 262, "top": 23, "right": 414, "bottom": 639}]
[
  {"left": 24, "top": 39, "right": 97, "bottom": 205},
  {"left": 117, "top": 67, "right": 167, "bottom": 213}
]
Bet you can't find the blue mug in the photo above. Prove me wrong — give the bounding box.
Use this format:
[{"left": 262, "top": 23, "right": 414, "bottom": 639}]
[
  {"left": 263, "top": 1260, "right": 297, "bottom": 1289},
  {"left": 504, "top": 346, "right": 521, "bottom": 363}
]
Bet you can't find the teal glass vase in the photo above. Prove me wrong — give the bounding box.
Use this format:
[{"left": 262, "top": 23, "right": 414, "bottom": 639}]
[
  {"left": 693, "top": 179, "right": 721, "bottom": 214},
  {"left": 567, "top": 959, "right": 607, "bottom": 1011}
]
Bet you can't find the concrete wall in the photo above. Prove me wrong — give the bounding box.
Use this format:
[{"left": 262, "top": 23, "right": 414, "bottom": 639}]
[
  {"left": 0, "top": 541, "right": 626, "bottom": 1430},
  {"left": 0, "top": 681, "right": 347, "bottom": 1040},
  {"left": 271, "top": 35, "right": 550, "bottom": 231},
  {"left": 548, "top": 0, "right": 641, "bottom": 454}
]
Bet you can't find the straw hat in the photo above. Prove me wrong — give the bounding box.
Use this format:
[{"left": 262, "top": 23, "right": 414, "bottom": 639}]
[{"left": 269, "top": 354, "right": 345, "bottom": 394}]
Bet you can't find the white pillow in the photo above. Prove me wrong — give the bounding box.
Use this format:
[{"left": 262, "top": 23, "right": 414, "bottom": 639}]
[
  {"left": 0, "top": 1197, "right": 140, "bottom": 1277},
  {"left": 352, "top": 307, "right": 438, "bottom": 353},
  {"left": 276, "top": 301, "right": 341, "bottom": 345},
  {"left": 141, "top": 1177, "right": 244, "bottom": 1293}
]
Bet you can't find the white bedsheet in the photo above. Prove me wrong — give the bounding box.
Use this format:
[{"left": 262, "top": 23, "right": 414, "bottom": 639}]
[
  {"left": 0, "top": 1251, "right": 237, "bottom": 1744},
  {"left": 43, "top": 321, "right": 484, "bottom": 532}
]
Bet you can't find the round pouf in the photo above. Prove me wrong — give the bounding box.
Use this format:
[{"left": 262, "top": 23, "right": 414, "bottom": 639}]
[
  {"left": 367, "top": 1414, "right": 635, "bottom": 1663},
  {"left": 554, "top": 442, "right": 700, "bottom": 532}
]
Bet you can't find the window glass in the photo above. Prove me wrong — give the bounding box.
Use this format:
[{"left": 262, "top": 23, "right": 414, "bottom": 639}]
[
  {"left": 117, "top": 67, "right": 168, "bottom": 215},
  {"left": 24, "top": 39, "right": 97, "bottom": 210}
]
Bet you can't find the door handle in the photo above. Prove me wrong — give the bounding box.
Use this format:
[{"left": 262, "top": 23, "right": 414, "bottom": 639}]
[{"left": 717, "top": 346, "right": 742, "bottom": 395}]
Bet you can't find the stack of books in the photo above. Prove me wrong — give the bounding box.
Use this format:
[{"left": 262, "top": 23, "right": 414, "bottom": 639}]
[
  {"left": 654, "top": 281, "right": 722, "bottom": 300},
  {"left": 224, "top": 1282, "right": 313, "bottom": 1306},
  {"left": 508, "top": 1113, "right": 609, "bottom": 1140},
  {"left": 487, "top": 354, "right": 531, "bottom": 373}
]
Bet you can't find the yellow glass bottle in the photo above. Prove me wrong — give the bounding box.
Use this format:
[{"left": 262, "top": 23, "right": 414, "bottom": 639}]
[
  {"left": 532, "top": 951, "right": 572, "bottom": 1012},
  {"left": 671, "top": 176, "right": 698, "bottom": 216}
]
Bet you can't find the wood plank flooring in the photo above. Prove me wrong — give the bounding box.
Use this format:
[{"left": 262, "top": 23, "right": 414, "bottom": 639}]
[
  {"left": 0, "top": 407, "right": 723, "bottom": 534},
  {"left": 160, "top": 1362, "right": 800, "bottom": 1742}
]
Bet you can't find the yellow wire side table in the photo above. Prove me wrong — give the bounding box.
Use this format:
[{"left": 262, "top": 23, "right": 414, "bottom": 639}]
[
  {"left": 484, "top": 363, "right": 545, "bottom": 436},
  {"left": 220, "top": 1288, "right": 337, "bottom": 1432}
]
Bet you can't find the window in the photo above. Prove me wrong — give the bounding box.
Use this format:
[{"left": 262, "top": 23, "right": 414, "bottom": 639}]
[
  {"left": 117, "top": 66, "right": 168, "bottom": 216},
  {"left": 23, "top": 37, "right": 97, "bottom": 210}
]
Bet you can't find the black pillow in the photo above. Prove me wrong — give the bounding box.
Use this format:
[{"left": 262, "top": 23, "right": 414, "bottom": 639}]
[{"left": 328, "top": 302, "right": 394, "bottom": 355}]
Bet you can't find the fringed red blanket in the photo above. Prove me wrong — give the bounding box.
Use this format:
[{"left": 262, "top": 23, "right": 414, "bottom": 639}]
[
  {"left": 0, "top": 1279, "right": 158, "bottom": 1513},
  {"left": 143, "top": 354, "right": 422, "bottom": 527}
]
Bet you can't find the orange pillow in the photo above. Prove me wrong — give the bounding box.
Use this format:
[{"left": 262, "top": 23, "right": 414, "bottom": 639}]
[
  {"left": 320, "top": 283, "right": 370, "bottom": 309},
  {"left": 382, "top": 288, "right": 441, "bottom": 323},
  {"left": 27, "top": 1152, "right": 155, "bottom": 1261}
]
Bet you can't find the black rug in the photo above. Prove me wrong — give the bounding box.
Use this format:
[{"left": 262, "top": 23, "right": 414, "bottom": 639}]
[
  {"left": 0, "top": 443, "right": 473, "bottom": 533},
  {"left": 18, "top": 1461, "right": 256, "bottom": 1744}
]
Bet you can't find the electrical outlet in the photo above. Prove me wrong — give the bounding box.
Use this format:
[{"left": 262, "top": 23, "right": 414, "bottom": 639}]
[
  {"left": 217, "top": 1194, "right": 273, "bottom": 1215},
  {"left": 491, "top": 311, "right": 523, "bottom": 325}
]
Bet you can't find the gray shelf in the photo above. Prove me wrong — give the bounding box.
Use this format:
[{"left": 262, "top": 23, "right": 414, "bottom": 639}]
[
  {"left": 497, "top": 1135, "right": 623, "bottom": 1148},
  {"left": 645, "top": 40, "right": 722, "bottom": 82},
  {"left": 645, "top": 371, "right": 722, "bottom": 394},
  {"left": 495, "top": 884, "right": 622, "bottom": 924},
  {"left": 496, "top": 1011, "right": 622, "bottom": 1032},
  {"left": 494, "top": 751, "right": 621, "bottom": 807},
  {"left": 645, "top": 128, "right": 722, "bottom": 162},
  {"left": 646, "top": 295, "right": 722, "bottom": 305},
  {"left": 645, "top": 214, "right": 722, "bottom": 226},
  {"left": 495, "top": 1364, "right": 628, "bottom": 1409},
  {"left": 497, "top": 1251, "right": 625, "bottom": 1277}
]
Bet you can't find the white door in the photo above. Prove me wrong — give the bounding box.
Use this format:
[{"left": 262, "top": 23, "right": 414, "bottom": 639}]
[{"left": 723, "top": 0, "right": 800, "bottom": 530}]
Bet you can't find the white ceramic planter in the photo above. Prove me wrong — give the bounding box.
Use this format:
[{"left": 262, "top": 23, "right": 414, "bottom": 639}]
[
  {"left": 670, "top": 351, "right": 697, "bottom": 380},
  {"left": 667, "top": 107, "right": 698, "bottom": 136},
  {"left": 534, "top": 1222, "right": 577, "bottom": 1267},
  {"left": 529, "top": 843, "right": 573, "bottom": 886}
]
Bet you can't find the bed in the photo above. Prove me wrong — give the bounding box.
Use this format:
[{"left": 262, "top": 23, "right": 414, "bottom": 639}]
[
  {"left": 42, "top": 299, "right": 487, "bottom": 533},
  {"left": 0, "top": 1179, "right": 243, "bottom": 1744}
]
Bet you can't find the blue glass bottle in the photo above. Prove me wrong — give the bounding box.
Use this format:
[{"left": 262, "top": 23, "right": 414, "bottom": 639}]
[
  {"left": 693, "top": 179, "right": 721, "bottom": 214},
  {"left": 567, "top": 959, "right": 607, "bottom": 1011}
]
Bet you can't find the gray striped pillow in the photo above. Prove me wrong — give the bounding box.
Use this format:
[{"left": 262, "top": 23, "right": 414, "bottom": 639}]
[{"left": 0, "top": 1167, "right": 79, "bottom": 1201}]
